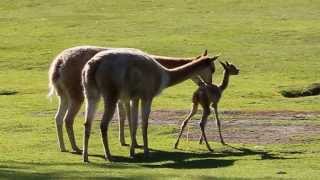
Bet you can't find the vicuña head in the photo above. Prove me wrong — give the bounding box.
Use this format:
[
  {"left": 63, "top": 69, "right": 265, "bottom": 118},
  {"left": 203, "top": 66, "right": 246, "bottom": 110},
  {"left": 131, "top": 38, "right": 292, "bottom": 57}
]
[{"left": 219, "top": 61, "right": 239, "bottom": 75}]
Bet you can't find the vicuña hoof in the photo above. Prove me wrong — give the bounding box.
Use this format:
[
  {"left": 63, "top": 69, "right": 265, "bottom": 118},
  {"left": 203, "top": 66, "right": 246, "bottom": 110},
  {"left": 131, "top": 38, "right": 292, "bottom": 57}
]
[
  {"left": 71, "top": 148, "right": 82, "bottom": 154},
  {"left": 60, "top": 148, "right": 68, "bottom": 153},
  {"left": 120, "top": 143, "right": 129, "bottom": 147},
  {"left": 106, "top": 156, "right": 113, "bottom": 162}
]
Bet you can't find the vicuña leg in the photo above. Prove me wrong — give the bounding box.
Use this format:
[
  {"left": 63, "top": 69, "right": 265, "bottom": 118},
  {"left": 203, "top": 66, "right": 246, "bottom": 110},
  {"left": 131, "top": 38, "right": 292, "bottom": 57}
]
[
  {"left": 100, "top": 96, "right": 118, "bottom": 161},
  {"left": 128, "top": 99, "right": 139, "bottom": 157},
  {"left": 199, "top": 119, "right": 209, "bottom": 145},
  {"left": 55, "top": 93, "right": 68, "bottom": 152},
  {"left": 131, "top": 99, "right": 139, "bottom": 148},
  {"left": 174, "top": 102, "right": 198, "bottom": 149},
  {"left": 83, "top": 95, "right": 99, "bottom": 162},
  {"left": 199, "top": 107, "right": 213, "bottom": 152},
  {"left": 65, "top": 97, "right": 83, "bottom": 153},
  {"left": 140, "top": 98, "right": 152, "bottom": 158},
  {"left": 213, "top": 105, "right": 225, "bottom": 145},
  {"left": 117, "top": 102, "right": 127, "bottom": 146}
]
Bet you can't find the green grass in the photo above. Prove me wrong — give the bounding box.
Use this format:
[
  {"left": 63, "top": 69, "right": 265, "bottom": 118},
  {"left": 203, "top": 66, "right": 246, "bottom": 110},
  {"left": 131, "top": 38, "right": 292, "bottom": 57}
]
[{"left": 0, "top": 0, "right": 320, "bottom": 179}]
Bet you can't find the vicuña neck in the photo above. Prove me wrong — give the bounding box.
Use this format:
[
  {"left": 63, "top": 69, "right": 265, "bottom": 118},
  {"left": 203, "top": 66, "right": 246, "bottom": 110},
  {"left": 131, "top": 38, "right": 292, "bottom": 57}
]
[
  {"left": 219, "top": 70, "right": 230, "bottom": 91},
  {"left": 166, "top": 59, "right": 211, "bottom": 87},
  {"left": 151, "top": 55, "right": 194, "bottom": 69}
]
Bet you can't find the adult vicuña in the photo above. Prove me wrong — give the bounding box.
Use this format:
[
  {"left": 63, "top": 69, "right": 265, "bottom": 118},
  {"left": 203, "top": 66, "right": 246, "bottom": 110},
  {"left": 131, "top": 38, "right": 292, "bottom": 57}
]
[
  {"left": 174, "top": 61, "right": 239, "bottom": 151},
  {"left": 48, "top": 46, "right": 214, "bottom": 153},
  {"left": 82, "top": 49, "right": 219, "bottom": 162}
]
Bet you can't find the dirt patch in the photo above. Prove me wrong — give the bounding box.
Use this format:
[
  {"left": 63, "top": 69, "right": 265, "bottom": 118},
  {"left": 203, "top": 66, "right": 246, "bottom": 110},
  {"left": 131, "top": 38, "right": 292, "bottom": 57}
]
[
  {"left": 103, "top": 110, "right": 320, "bottom": 145},
  {"left": 82, "top": 109, "right": 320, "bottom": 145}
]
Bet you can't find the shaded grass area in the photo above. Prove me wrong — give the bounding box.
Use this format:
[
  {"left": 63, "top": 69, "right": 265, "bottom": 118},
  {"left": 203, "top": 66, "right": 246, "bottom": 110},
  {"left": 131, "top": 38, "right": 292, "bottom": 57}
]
[
  {"left": 0, "top": 89, "right": 18, "bottom": 96},
  {"left": 280, "top": 83, "right": 320, "bottom": 98}
]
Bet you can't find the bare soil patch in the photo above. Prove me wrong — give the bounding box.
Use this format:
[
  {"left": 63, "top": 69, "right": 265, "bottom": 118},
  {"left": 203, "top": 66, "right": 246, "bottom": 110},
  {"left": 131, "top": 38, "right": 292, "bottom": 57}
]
[
  {"left": 121, "top": 110, "right": 320, "bottom": 145},
  {"left": 84, "top": 109, "right": 320, "bottom": 145}
]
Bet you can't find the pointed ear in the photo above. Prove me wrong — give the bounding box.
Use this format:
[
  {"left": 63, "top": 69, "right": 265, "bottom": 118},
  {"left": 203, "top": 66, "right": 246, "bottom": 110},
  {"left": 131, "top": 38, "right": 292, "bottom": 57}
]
[
  {"left": 202, "top": 49, "right": 208, "bottom": 56},
  {"left": 226, "top": 61, "right": 230, "bottom": 66},
  {"left": 219, "top": 61, "right": 226, "bottom": 68},
  {"left": 210, "top": 54, "right": 219, "bottom": 62}
]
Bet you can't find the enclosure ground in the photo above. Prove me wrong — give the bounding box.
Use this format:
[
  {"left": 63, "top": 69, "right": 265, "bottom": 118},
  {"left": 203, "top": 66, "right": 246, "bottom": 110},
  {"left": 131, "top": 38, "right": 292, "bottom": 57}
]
[{"left": 100, "top": 110, "right": 320, "bottom": 145}]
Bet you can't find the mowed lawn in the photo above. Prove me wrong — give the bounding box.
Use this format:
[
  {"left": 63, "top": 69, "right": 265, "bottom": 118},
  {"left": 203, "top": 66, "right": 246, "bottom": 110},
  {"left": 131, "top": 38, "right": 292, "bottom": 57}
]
[{"left": 0, "top": 0, "right": 319, "bottom": 179}]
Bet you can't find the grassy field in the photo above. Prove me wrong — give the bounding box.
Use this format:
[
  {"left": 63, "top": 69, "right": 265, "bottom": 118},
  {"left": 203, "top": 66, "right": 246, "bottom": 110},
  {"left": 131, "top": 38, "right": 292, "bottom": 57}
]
[{"left": 0, "top": 0, "right": 319, "bottom": 179}]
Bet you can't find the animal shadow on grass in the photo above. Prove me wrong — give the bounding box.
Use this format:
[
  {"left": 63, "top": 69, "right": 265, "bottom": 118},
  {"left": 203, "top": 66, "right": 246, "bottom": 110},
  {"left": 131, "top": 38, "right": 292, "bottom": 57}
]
[
  {"left": 85, "top": 145, "right": 292, "bottom": 169},
  {"left": 223, "top": 144, "right": 295, "bottom": 160},
  {"left": 88, "top": 151, "right": 234, "bottom": 169}
]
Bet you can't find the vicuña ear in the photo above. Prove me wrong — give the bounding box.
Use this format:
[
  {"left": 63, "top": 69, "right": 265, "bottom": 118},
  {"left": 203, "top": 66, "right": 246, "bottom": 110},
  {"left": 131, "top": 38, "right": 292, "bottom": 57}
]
[
  {"left": 202, "top": 49, "right": 208, "bottom": 56},
  {"left": 210, "top": 55, "right": 219, "bottom": 62},
  {"left": 219, "top": 61, "right": 226, "bottom": 68}
]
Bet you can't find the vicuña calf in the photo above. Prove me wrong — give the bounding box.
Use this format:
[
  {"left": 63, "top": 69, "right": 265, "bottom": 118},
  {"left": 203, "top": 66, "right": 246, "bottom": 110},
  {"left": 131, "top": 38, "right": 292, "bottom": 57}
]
[{"left": 174, "top": 61, "right": 239, "bottom": 151}]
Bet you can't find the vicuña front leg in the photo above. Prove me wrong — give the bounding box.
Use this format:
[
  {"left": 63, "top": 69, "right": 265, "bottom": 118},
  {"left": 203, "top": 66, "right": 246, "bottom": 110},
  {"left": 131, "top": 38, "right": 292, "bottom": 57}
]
[
  {"left": 213, "top": 105, "right": 226, "bottom": 145},
  {"left": 174, "top": 103, "right": 198, "bottom": 149},
  {"left": 199, "top": 107, "right": 213, "bottom": 152}
]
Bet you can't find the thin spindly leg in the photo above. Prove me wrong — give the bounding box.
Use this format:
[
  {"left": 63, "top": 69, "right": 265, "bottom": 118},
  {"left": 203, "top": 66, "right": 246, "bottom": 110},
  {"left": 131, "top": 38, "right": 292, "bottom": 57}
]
[
  {"left": 100, "top": 96, "right": 118, "bottom": 161},
  {"left": 55, "top": 94, "right": 68, "bottom": 152},
  {"left": 213, "top": 105, "right": 226, "bottom": 145},
  {"left": 140, "top": 98, "right": 152, "bottom": 158},
  {"left": 117, "top": 101, "right": 127, "bottom": 146},
  {"left": 83, "top": 96, "right": 99, "bottom": 163},
  {"left": 199, "top": 108, "right": 213, "bottom": 152},
  {"left": 131, "top": 99, "right": 140, "bottom": 148},
  {"left": 125, "top": 101, "right": 134, "bottom": 157},
  {"left": 174, "top": 102, "right": 198, "bottom": 149},
  {"left": 65, "top": 98, "right": 83, "bottom": 153}
]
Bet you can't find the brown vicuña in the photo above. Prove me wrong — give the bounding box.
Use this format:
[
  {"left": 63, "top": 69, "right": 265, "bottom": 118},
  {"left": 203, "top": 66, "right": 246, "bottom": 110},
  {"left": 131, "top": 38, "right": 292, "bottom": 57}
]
[
  {"left": 81, "top": 49, "right": 219, "bottom": 162},
  {"left": 48, "top": 46, "right": 214, "bottom": 153},
  {"left": 174, "top": 61, "right": 239, "bottom": 151}
]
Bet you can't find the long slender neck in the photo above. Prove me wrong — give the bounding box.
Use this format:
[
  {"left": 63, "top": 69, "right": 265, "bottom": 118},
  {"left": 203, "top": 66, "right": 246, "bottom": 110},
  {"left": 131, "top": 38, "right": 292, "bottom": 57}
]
[
  {"left": 150, "top": 55, "right": 194, "bottom": 61},
  {"left": 165, "top": 59, "right": 210, "bottom": 87},
  {"left": 218, "top": 70, "right": 230, "bottom": 91},
  {"left": 150, "top": 55, "right": 195, "bottom": 69}
]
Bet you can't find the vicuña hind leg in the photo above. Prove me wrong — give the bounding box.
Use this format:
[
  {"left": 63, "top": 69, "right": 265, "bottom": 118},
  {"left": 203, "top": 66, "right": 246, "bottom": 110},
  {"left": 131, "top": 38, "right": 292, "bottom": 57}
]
[
  {"left": 174, "top": 102, "right": 198, "bottom": 149},
  {"left": 83, "top": 95, "right": 99, "bottom": 163},
  {"left": 199, "top": 107, "right": 213, "bottom": 152},
  {"left": 65, "top": 97, "right": 83, "bottom": 154},
  {"left": 213, "top": 105, "right": 226, "bottom": 145},
  {"left": 55, "top": 93, "right": 68, "bottom": 152},
  {"left": 127, "top": 99, "right": 140, "bottom": 157},
  {"left": 117, "top": 102, "right": 127, "bottom": 146},
  {"left": 100, "top": 96, "right": 118, "bottom": 161},
  {"left": 140, "top": 98, "right": 152, "bottom": 158},
  {"left": 131, "top": 99, "right": 140, "bottom": 148}
]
